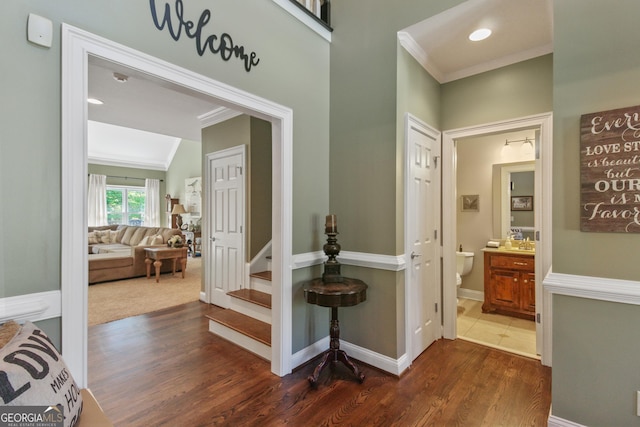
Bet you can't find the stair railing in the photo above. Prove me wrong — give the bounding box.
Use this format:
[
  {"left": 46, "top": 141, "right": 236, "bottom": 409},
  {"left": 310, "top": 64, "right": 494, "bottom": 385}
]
[{"left": 290, "top": 0, "right": 331, "bottom": 28}]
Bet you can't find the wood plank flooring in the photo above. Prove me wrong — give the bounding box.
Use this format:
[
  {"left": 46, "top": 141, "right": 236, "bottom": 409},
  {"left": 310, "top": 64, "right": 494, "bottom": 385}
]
[{"left": 88, "top": 301, "right": 551, "bottom": 426}]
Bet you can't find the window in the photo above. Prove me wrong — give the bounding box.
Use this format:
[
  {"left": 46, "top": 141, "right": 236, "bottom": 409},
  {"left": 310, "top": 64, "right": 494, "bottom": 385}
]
[{"left": 106, "top": 186, "right": 146, "bottom": 225}]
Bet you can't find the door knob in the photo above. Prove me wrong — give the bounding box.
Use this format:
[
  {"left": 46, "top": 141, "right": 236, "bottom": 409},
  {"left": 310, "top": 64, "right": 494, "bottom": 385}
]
[
  {"left": 210, "top": 237, "right": 216, "bottom": 242},
  {"left": 411, "top": 252, "right": 421, "bottom": 259}
]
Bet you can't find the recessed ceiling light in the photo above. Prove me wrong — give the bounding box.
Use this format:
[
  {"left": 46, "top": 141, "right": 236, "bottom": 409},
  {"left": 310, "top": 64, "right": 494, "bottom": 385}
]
[
  {"left": 87, "top": 98, "right": 104, "bottom": 105},
  {"left": 469, "top": 28, "right": 492, "bottom": 42}
]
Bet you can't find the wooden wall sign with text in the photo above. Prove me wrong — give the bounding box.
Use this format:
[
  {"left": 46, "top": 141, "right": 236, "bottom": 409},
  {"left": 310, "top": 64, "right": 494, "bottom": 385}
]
[{"left": 581, "top": 104, "right": 640, "bottom": 232}]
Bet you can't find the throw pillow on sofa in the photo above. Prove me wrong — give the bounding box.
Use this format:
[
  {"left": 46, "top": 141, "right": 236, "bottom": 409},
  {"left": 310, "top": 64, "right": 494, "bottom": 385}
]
[
  {"left": 88, "top": 232, "right": 99, "bottom": 245},
  {"left": 0, "top": 321, "right": 83, "bottom": 427}
]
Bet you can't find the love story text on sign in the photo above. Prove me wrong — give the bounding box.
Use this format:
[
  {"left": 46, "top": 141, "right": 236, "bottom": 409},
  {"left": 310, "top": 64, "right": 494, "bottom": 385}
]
[{"left": 581, "top": 104, "right": 640, "bottom": 232}]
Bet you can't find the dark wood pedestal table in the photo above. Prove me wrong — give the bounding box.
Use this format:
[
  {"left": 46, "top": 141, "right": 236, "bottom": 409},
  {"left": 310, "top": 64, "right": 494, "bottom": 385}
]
[{"left": 303, "top": 277, "right": 367, "bottom": 386}]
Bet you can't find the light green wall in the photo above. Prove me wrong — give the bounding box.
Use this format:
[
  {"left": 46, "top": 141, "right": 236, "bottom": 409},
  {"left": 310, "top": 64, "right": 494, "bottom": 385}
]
[
  {"left": 166, "top": 139, "right": 202, "bottom": 215},
  {"left": 441, "top": 54, "right": 553, "bottom": 130},
  {"left": 329, "top": 0, "right": 463, "bottom": 359},
  {"left": 551, "top": 1, "right": 640, "bottom": 424},
  {"left": 553, "top": 295, "right": 640, "bottom": 426},
  {"left": 249, "top": 118, "right": 272, "bottom": 260},
  {"left": 2, "top": 0, "right": 329, "bottom": 343}
]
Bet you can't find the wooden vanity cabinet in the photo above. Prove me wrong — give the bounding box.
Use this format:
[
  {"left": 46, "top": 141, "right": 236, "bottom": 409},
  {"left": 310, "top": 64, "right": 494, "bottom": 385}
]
[{"left": 483, "top": 251, "right": 535, "bottom": 320}]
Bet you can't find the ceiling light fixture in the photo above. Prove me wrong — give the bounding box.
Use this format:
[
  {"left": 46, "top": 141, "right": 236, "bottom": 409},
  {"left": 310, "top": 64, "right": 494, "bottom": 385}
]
[
  {"left": 87, "top": 98, "right": 104, "bottom": 105},
  {"left": 113, "top": 72, "right": 129, "bottom": 83},
  {"left": 469, "top": 28, "right": 492, "bottom": 42}
]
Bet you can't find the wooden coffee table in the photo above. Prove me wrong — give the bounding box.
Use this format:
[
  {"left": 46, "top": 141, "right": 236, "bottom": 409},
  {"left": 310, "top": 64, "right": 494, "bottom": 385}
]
[{"left": 144, "top": 247, "right": 188, "bottom": 283}]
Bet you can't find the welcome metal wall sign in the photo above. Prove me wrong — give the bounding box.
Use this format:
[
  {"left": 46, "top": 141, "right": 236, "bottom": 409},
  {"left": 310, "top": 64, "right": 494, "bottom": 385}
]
[
  {"left": 149, "top": 0, "right": 260, "bottom": 72},
  {"left": 581, "top": 104, "right": 640, "bottom": 232}
]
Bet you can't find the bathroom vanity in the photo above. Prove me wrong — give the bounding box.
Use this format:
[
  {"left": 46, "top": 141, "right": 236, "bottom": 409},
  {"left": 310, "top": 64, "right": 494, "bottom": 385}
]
[{"left": 482, "top": 248, "right": 535, "bottom": 320}]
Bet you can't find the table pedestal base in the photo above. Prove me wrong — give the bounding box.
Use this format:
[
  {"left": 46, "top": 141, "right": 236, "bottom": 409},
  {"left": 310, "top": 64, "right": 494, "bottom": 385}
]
[{"left": 307, "top": 307, "right": 365, "bottom": 386}]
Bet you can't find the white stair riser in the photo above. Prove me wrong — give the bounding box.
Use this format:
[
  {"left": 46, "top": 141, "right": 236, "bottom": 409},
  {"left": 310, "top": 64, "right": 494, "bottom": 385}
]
[
  {"left": 208, "top": 320, "right": 271, "bottom": 361},
  {"left": 250, "top": 277, "right": 272, "bottom": 294},
  {"left": 229, "top": 297, "right": 271, "bottom": 324}
]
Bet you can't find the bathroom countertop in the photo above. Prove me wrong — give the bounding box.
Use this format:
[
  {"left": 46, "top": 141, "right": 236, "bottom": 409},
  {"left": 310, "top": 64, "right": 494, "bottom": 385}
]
[{"left": 482, "top": 246, "right": 535, "bottom": 256}]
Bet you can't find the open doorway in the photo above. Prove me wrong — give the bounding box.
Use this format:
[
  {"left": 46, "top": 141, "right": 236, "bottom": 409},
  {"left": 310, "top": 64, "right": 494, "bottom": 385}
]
[
  {"left": 61, "top": 24, "right": 294, "bottom": 386},
  {"left": 86, "top": 57, "right": 207, "bottom": 326},
  {"left": 442, "top": 113, "right": 553, "bottom": 367},
  {"left": 454, "top": 130, "right": 537, "bottom": 358}
]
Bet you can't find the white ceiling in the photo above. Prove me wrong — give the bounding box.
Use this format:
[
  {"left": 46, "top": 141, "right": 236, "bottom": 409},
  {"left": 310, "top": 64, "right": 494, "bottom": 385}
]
[
  {"left": 400, "top": 0, "right": 553, "bottom": 83},
  {"left": 88, "top": 0, "right": 553, "bottom": 169}
]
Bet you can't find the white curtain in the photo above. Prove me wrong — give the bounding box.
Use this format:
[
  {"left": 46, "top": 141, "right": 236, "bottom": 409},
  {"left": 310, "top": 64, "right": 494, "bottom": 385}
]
[
  {"left": 87, "top": 174, "right": 107, "bottom": 226},
  {"left": 144, "top": 178, "right": 161, "bottom": 227}
]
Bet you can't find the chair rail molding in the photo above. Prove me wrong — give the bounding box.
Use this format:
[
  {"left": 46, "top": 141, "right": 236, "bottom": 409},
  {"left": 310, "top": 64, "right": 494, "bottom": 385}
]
[
  {"left": 543, "top": 271, "right": 640, "bottom": 306},
  {"left": 292, "top": 251, "right": 405, "bottom": 271},
  {"left": 0, "top": 291, "right": 61, "bottom": 324}
]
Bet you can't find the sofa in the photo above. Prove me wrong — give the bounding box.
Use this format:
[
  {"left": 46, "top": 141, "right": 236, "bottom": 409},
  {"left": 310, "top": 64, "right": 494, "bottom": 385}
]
[{"left": 88, "top": 225, "right": 184, "bottom": 284}]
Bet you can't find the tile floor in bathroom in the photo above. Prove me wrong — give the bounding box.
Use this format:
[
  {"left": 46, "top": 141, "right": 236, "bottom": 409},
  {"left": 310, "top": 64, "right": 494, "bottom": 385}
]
[{"left": 456, "top": 297, "right": 538, "bottom": 359}]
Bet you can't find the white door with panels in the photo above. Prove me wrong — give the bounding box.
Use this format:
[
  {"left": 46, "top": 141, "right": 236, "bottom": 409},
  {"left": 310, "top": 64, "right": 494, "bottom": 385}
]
[
  {"left": 208, "top": 146, "right": 246, "bottom": 308},
  {"left": 406, "top": 115, "right": 441, "bottom": 362}
]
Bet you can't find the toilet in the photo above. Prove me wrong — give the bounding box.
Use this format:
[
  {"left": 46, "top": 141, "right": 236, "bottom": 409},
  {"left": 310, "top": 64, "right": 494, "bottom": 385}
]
[{"left": 455, "top": 251, "right": 475, "bottom": 288}]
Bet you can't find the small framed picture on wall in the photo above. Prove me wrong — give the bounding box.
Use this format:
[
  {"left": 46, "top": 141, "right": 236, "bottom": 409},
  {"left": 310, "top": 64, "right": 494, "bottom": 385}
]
[
  {"left": 461, "top": 195, "right": 479, "bottom": 212},
  {"left": 511, "top": 196, "right": 533, "bottom": 211}
]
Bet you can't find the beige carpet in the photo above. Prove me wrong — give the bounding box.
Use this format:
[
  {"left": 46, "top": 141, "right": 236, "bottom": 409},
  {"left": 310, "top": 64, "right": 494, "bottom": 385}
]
[{"left": 88, "top": 257, "right": 202, "bottom": 326}]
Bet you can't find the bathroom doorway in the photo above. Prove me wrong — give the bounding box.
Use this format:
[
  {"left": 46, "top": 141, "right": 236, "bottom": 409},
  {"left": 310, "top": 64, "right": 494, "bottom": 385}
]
[{"left": 442, "top": 113, "right": 552, "bottom": 366}]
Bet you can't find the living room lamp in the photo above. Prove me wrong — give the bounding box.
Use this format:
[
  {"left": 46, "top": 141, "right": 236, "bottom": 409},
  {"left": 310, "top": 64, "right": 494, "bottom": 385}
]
[{"left": 171, "top": 203, "right": 187, "bottom": 228}]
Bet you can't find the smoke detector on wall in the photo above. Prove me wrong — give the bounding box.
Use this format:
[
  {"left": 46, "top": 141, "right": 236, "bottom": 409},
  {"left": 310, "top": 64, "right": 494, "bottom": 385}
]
[{"left": 113, "top": 72, "right": 129, "bottom": 83}]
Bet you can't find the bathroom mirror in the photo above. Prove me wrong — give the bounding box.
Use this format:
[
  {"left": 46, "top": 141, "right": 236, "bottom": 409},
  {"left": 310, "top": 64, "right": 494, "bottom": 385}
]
[{"left": 492, "top": 161, "right": 535, "bottom": 240}]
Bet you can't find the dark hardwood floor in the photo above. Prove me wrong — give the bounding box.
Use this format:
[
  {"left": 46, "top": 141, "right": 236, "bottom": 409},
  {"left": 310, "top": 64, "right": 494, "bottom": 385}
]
[{"left": 88, "top": 301, "right": 551, "bottom": 426}]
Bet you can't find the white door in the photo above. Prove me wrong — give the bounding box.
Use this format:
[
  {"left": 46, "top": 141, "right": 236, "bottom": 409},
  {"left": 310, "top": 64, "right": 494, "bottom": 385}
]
[
  {"left": 208, "top": 146, "right": 246, "bottom": 308},
  {"left": 406, "top": 115, "right": 441, "bottom": 362}
]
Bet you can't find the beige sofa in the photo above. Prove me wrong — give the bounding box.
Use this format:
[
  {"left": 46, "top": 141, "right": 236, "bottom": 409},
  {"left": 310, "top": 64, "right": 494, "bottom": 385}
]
[{"left": 88, "top": 225, "right": 184, "bottom": 284}]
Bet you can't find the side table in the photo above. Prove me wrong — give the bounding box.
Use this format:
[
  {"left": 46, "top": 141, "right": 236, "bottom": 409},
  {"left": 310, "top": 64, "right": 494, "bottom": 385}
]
[
  {"left": 303, "top": 277, "right": 367, "bottom": 386},
  {"left": 144, "top": 246, "right": 188, "bottom": 283}
]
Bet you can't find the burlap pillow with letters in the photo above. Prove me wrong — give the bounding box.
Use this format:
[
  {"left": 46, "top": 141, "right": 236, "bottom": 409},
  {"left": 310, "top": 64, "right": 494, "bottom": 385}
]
[{"left": 0, "top": 321, "right": 83, "bottom": 427}]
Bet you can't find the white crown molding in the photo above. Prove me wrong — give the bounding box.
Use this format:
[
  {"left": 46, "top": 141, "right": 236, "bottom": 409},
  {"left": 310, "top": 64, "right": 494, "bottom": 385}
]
[
  {"left": 397, "top": 31, "right": 444, "bottom": 83},
  {"left": 443, "top": 43, "right": 554, "bottom": 83},
  {"left": 87, "top": 156, "right": 169, "bottom": 171},
  {"left": 544, "top": 272, "right": 640, "bottom": 306},
  {"left": 0, "top": 291, "right": 61, "bottom": 324},
  {"left": 398, "top": 30, "right": 553, "bottom": 84},
  {"left": 271, "top": 0, "right": 331, "bottom": 42},
  {"left": 199, "top": 107, "right": 244, "bottom": 128}
]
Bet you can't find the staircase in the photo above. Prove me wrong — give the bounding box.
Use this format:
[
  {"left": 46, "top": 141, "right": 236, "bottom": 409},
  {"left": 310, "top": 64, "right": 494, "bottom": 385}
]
[{"left": 207, "top": 270, "right": 272, "bottom": 361}]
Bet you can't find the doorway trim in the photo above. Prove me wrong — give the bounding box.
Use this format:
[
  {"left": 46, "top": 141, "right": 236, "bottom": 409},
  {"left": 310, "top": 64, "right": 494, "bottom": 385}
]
[
  {"left": 61, "top": 24, "right": 293, "bottom": 386},
  {"left": 442, "top": 112, "right": 553, "bottom": 366}
]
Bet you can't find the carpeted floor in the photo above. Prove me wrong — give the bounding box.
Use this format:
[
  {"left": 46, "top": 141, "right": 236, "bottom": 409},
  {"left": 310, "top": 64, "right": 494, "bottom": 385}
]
[{"left": 88, "top": 257, "right": 202, "bottom": 326}]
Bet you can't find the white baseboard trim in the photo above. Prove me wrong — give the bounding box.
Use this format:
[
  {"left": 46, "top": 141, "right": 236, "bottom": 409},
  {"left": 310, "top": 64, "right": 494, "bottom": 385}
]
[
  {"left": 341, "top": 340, "right": 408, "bottom": 376},
  {"left": 457, "top": 288, "right": 484, "bottom": 301},
  {"left": 291, "top": 336, "right": 329, "bottom": 368},
  {"left": 0, "top": 290, "right": 61, "bottom": 323},
  {"left": 544, "top": 272, "right": 640, "bottom": 306},
  {"left": 292, "top": 251, "right": 406, "bottom": 272},
  {"left": 548, "top": 415, "right": 585, "bottom": 427},
  {"left": 199, "top": 291, "right": 207, "bottom": 303},
  {"left": 292, "top": 335, "right": 408, "bottom": 376}
]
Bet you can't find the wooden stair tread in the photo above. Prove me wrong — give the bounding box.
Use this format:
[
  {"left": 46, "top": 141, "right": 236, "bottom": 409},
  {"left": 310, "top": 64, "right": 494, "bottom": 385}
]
[
  {"left": 250, "top": 271, "right": 272, "bottom": 281},
  {"left": 228, "top": 289, "right": 271, "bottom": 309},
  {"left": 207, "top": 309, "right": 271, "bottom": 346}
]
